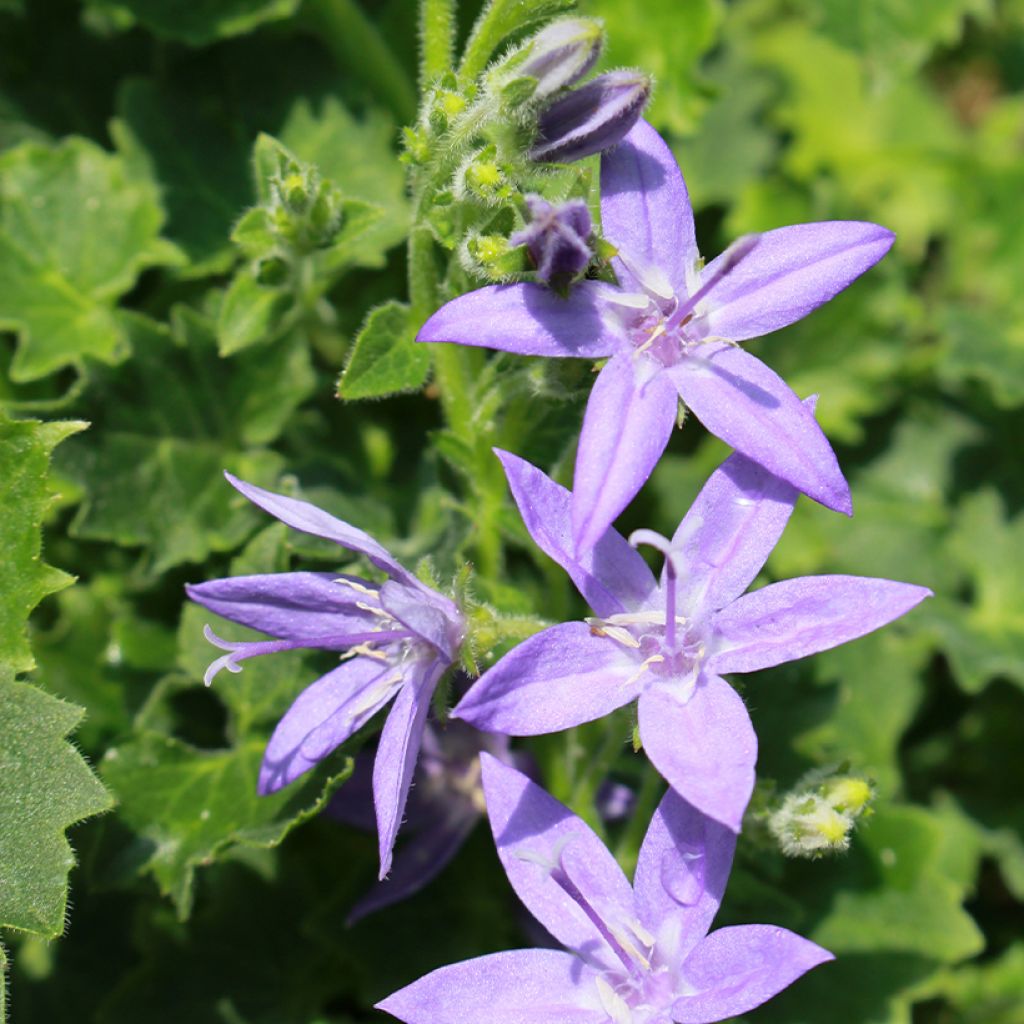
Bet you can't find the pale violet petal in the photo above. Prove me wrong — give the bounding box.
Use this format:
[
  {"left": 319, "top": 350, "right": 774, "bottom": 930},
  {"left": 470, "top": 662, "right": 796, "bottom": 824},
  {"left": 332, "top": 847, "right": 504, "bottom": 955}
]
[
  {"left": 709, "top": 576, "right": 932, "bottom": 675},
  {"left": 496, "top": 449, "right": 658, "bottom": 617}
]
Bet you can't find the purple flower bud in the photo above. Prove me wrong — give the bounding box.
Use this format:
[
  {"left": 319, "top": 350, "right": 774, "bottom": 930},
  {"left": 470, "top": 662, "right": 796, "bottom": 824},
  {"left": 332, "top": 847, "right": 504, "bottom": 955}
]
[
  {"left": 515, "top": 17, "right": 604, "bottom": 100},
  {"left": 510, "top": 194, "right": 593, "bottom": 285},
  {"left": 529, "top": 70, "right": 651, "bottom": 163}
]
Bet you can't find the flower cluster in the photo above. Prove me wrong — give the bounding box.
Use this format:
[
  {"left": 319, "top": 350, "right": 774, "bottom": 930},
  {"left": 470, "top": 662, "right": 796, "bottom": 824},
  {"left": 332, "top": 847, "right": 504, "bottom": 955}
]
[{"left": 189, "top": 51, "right": 929, "bottom": 1014}]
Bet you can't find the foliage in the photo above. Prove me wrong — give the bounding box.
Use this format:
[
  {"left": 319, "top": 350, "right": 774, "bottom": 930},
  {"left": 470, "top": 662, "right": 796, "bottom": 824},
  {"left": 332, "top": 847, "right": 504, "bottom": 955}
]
[{"left": 1, "top": 0, "right": 1022, "bottom": 1021}]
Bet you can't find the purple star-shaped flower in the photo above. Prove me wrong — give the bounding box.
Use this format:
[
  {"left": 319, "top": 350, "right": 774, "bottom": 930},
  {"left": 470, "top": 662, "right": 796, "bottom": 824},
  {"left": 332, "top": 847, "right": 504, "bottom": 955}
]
[
  {"left": 329, "top": 717, "right": 526, "bottom": 923},
  {"left": 378, "top": 755, "right": 832, "bottom": 1024},
  {"left": 186, "top": 473, "right": 464, "bottom": 876},
  {"left": 419, "top": 119, "right": 895, "bottom": 549},
  {"left": 451, "top": 445, "right": 930, "bottom": 831}
]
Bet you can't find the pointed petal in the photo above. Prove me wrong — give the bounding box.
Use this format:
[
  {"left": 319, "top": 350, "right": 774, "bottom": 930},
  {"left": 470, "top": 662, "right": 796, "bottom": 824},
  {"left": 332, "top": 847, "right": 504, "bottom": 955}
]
[
  {"left": 416, "top": 280, "right": 621, "bottom": 358},
  {"left": 671, "top": 404, "right": 819, "bottom": 614},
  {"left": 634, "top": 790, "right": 737, "bottom": 960},
  {"left": 373, "top": 660, "right": 443, "bottom": 878},
  {"left": 379, "top": 580, "right": 460, "bottom": 660},
  {"left": 259, "top": 657, "right": 398, "bottom": 794},
  {"left": 348, "top": 809, "right": 477, "bottom": 924},
  {"left": 453, "top": 623, "right": 641, "bottom": 735},
  {"left": 572, "top": 352, "right": 679, "bottom": 550},
  {"left": 701, "top": 220, "right": 894, "bottom": 342},
  {"left": 376, "top": 949, "right": 604, "bottom": 1024},
  {"left": 481, "top": 755, "right": 636, "bottom": 966},
  {"left": 601, "top": 119, "right": 697, "bottom": 295},
  {"left": 638, "top": 678, "right": 756, "bottom": 833},
  {"left": 496, "top": 449, "right": 657, "bottom": 617},
  {"left": 709, "top": 575, "right": 932, "bottom": 675},
  {"left": 225, "top": 473, "right": 417, "bottom": 586},
  {"left": 185, "top": 572, "right": 378, "bottom": 641},
  {"left": 673, "top": 925, "right": 833, "bottom": 1023},
  {"left": 667, "top": 344, "right": 851, "bottom": 515}
]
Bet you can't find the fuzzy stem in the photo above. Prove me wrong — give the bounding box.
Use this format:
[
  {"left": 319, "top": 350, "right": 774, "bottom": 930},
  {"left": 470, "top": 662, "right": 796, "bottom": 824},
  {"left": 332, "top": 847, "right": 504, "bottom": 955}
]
[
  {"left": 457, "top": 0, "right": 514, "bottom": 88},
  {"left": 419, "top": 0, "right": 458, "bottom": 90},
  {"left": 302, "top": 0, "right": 417, "bottom": 123}
]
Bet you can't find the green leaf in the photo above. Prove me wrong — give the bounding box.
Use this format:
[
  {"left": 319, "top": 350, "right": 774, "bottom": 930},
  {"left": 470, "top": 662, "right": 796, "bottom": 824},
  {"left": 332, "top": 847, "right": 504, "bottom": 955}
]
[
  {"left": 56, "top": 311, "right": 315, "bottom": 573},
  {"left": 925, "top": 943, "right": 1024, "bottom": 1023},
  {"left": 338, "top": 301, "right": 430, "bottom": 400},
  {"left": 216, "top": 272, "right": 291, "bottom": 356},
  {"left": 928, "top": 489, "right": 1024, "bottom": 693},
  {"left": 0, "top": 673, "right": 114, "bottom": 937},
  {"left": 0, "top": 137, "right": 183, "bottom": 381},
  {"left": 85, "top": 0, "right": 301, "bottom": 45},
  {"left": 800, "top": 0, "right": 992, "bottom": 77},
  {"left": 99, "top": 731, "right": 349, "bottom": 919},
  {"left": 0, "top": 412, "right": 84, "bottom": 673}
]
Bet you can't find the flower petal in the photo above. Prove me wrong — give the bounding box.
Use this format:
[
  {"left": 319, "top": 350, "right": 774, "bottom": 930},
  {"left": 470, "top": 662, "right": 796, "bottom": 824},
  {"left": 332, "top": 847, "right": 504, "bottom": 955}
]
[
  {"left": 601, "top": 119, "right": 698, "bottom": 295},
  {"left": 671, "top": 403, "right": 815, "bottom": 613},
  {"left": 453, "top": 623, "right": 641, "bottom": 735},
  {"left": 709, "top": 575, "right": 932, "bottom": 675},
  {"left": 634, "top": 790, "right": 737, "bottom": 961},
  {"left": 667, "top": 344, "right": 851, "bottom": 515},
  {"left": 638, "top": 677, "right": 756, "bottom": 833},
  {"left": 481, "top": 755, "right": 636, "bottom": 968},
  {"left": 376, "top": 949, "right": 604, "bottom": 1024},
  {"left": 225, "top": 473, "right": 416, "bottom": 586},
  {"left": 496, "top": 449, "right": 658, "bottom": 617},
  {"left": 373, "top": 660, "right": 444, "bottom": 878},
  {"left": 258, "top": 657, "right": 399, "bottom": 795},
  {"left": 572, "top": 352, "right": 679, "bottom": 551},
  {"left": 379, "top": 580, "right": 460, "bottom": 659},
  {"left": 673, "top": 925, "right": 833, "bottom": 1023},
  {"left": 347, "top": 803, "right": 477, "bottom": 924},
  {"left": 416, "top": 280, "right": 621, "bottom": 358},
  {"left": 701, "top": 220, "right": 894, "bottom": 342},
  {"left": 185, "top": 572, "right": 378, "bottom": 641}
]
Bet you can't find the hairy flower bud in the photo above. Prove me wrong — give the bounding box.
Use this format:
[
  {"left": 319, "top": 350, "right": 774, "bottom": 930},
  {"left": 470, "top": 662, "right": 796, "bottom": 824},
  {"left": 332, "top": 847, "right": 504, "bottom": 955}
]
[
  {"left": 768, "top": 766, "right": 875, "bottom": 858},
  {"left": 510, "top": 194, "right": 593, "bottom": 286},
  {"left": 492, "top": 17, "right": 604, "bottom": 104},
  {"left": 529, "top": 70, "right": 652, "bottom": 163}
]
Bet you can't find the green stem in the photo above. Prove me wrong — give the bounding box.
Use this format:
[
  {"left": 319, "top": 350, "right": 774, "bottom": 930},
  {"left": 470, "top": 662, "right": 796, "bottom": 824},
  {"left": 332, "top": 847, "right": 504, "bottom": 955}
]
[
  {"left": 457, "top": 0, "right": 514, "bottom": 88},
  {"left": 419, "top": 0, "right": 457, "bottom": 90},
  {"left": 301, "top": 0, "right": 417, "bottom": 123}
]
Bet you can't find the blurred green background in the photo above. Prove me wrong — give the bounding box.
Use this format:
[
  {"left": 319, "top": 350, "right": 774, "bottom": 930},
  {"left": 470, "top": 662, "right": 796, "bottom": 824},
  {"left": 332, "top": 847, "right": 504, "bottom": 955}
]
[{"left": 1, "top": 0, "right": 1022, "bottom": 1021}]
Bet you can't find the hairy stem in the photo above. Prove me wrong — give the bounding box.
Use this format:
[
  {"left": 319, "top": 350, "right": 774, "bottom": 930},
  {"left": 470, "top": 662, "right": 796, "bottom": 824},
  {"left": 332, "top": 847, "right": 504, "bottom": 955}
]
[{"left": 419, "top": 0, "right": 458, "bottom": 90}]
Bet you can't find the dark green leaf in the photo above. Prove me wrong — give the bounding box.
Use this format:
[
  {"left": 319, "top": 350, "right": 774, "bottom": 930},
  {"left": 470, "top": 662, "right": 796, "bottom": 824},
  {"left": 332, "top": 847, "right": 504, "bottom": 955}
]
[{"left": 338, "top": 301, "right": 430, "bottom": 400}]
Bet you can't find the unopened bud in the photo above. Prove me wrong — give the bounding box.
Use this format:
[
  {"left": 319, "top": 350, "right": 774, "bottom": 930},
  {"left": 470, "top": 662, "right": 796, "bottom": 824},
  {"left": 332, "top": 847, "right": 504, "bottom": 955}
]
[
  {"left": 461, "top": 233, "right": 526, "bottom": 281},
  {"left": 530, "top": 70, "right": 651, "bottom": 163},
  {"left": 768, "top": 767, "right": 875, "bottom": 859},
  {"left": 510, "top": 195, "right": 593, "bottom": 286},
  {"left": 512, "top": 17, "right": 604, "bottom": 101},
  {"left": 456, "top": 148, "right": 514, "bottom": 205}
]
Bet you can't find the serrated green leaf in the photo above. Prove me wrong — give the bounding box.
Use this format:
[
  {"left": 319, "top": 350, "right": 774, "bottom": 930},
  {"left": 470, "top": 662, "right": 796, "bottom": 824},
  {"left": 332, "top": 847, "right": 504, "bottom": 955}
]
[
  {"left": 0, "top": 674, "right": 114, "bottom": 937},
  {"left": 56, "top": 311, "right": 314, "bottom": 572},
  {"left": 0, "top": 412, "right": 84, "bottom": 673},
  {"left": 85, "top": 0, "right": 300, "bottom": 45},
  {"left": 99, "top": 731, "right": 349, "bottom": 919},
  {"left": 338, "top": 301, "right": 430, "bottom": 400},
  {"left": 0, "top": 137, "right": 182, "bottom": 381}
]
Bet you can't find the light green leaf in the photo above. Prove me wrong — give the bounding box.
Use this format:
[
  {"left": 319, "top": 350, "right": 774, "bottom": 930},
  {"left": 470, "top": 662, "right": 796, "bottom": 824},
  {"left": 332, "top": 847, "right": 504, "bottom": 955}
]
[
  {"left": 0, "top": 412, "right": 84, "bottom": 673},
  {"left": 338, "top": 301, "right": 430, "bottom": 400},
  {"left": 0, "top": 137, "right": 183, "bottom": 381},
  {"left": 99, "top": 731, "right": 348, "bottom": 919},
  {"left": 56, "top": 311, "right": 315, "bottom": 572},
  {"left": 85, "top": 0, "right": 301, "bottom": 45},
  {"left": 800, "top": 0, "right": 992, "bottom": 76},
  {"left": 0, "top": 674, "right": 114, "bottom": 937}
]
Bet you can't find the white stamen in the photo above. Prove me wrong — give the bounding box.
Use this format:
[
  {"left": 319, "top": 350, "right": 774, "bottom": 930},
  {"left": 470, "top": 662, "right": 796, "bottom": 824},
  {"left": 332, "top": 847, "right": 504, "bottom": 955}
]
[
  {"left": 621, "top": 654, "right": 664, "bottom": 689},
  {"left": 586, "top": 617, "right": 642, "bottom": 649},
  {"left": 345, "top": 670, "right": 404, "bottom": 720},
  {"left": 595, "top": 977, "right": 634, "bottom": 1024},
  {"left": 334, "top": 578, "right": 378, "bottom": 596}
]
